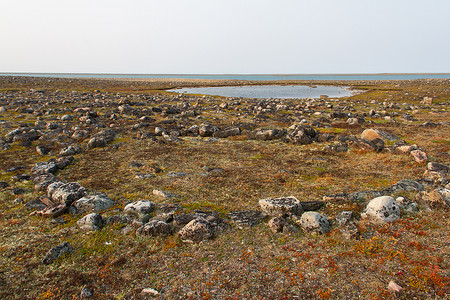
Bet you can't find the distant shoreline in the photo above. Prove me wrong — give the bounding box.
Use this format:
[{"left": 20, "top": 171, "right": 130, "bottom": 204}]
[{"left": 1, "top": 72, "right": 450, "bottom": 76}]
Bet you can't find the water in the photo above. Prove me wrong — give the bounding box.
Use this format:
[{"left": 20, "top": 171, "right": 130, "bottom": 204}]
[
  {"left": 1, "top": 73, "right": 450, "bottom": 81},
  {"left": 168, "top": 85, "right": 355, "bottom": 99}
]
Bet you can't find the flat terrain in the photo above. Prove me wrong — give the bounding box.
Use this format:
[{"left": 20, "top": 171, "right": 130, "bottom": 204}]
[{"left": 0, "top": 76, "right": 448, "bottom": 299}]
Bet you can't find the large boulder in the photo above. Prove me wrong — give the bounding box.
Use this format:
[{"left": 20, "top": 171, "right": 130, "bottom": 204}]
[
  {"left": 51, "top": 182, "right": 87, "bottom": 206},
  {"left": 259, "top": 196, "right": 303, "bottom": 217},
  {"left": 178, "top": 218, "right": 213, "bottom": 243},
  {"left": 136, "top": 220, "right": 172, "bottom": 236},
  {"left": 123, "top": 200, "right": 153, "bottom": 222},
  {"left": 73, "top": 193, "right": 115, "bottom": 213},
  {"left": 415, "top": 188, "right": 450, "bottom": 209},
  {"left": 299, "top": 212, "right": 331, "bottom": 234},
  {"left": 361, "top": 196, "right": 400, "bottom": 223}
]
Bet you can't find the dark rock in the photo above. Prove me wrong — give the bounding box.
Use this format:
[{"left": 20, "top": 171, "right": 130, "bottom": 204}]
[
  {"left": 51, "top": 182, "right": 88, "bottom": 206},
  {"left": 31, "top": 161, "right": 58, "bottom": 175},
  {"left": 136, "top": 220, "right": 172, "bottom": 236},
  {"left": 36, "top": 145, "right": 50, "bottom": 155},
  {"left": 300, "top": 201, "right": 325, "bottom": 211},
  {"left": 227, "top": 210, "right": 267, "bottom": 228},
  {"left": 42, "top": 242, "right": 72, "bottom": 265}
]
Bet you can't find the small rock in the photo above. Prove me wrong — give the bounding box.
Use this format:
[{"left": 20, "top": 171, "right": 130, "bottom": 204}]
[
  {"left": 153, "top": 189, "right": 176, "bottom": 198},
  {"left": 388, "top": 281, "right": 403, "bottom": 293},
  {"left": 136, "top": 220, "right": 171, "bottom": 236},
  {"left": 77, "top": 213, "right": 103, "bottom": 231},
  {"left": 259, "top": 196, "right": 303, "bottom": 217},
  {"left": 73, "top": 193, "right": 115, "bottom": 213},
  {"left": 361, "top": 196, "right": 400, "bottom": 223},
  {"left": 36, "top": 145, "right": 50, "bottom": 155},
  {"left": 42, "top": 242, "right": 72, "bottom": 265},
  {"left": 80, "top": 287, "right": 93, "bottom": 298},
  {"left": 51, "top": 182, "right": 87, "bottom": 206},
  {"left": 268, "top": 216, "right": 286, "bottom": 233},
  {"left": 178, "top": 218, "right": 213, "bottom": 243},
  {"left": 140, "top": 288, "right": 159, "bottom": 296},
  {"left": 410, "top": 150, "right": 428, "bottom": 164},
  {"left": 123, "top": 200, "right": 153, "bottom": 222},
  {"left": 299, "top": 211, "right": 331, "bottom": 234}
]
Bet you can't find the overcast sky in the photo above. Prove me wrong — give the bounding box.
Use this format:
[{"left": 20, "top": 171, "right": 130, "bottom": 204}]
[{"left": 1, "top": 0, "right": 449, "bottom": 74}]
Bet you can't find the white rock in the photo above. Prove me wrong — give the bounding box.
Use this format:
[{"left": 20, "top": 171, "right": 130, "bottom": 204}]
[
  {"left": 299, "top": 211, "right": 331, "bottom": 234},
  {"left": 124, "top": 200, "right": 153, "bottom": 222},
  {"left": 361, "top": 196, "right": 400, "bottom": 223},
  {"left": 73, "top": 193, "right": 115, "bottom": 213},
  {"left": 259, "top": 196, "right": 303, "bottom": 216}
]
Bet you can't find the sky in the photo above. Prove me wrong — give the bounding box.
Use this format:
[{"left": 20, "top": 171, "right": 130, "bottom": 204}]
[{"left": 1, "top": 0, "right": 449, "bottom": 74}]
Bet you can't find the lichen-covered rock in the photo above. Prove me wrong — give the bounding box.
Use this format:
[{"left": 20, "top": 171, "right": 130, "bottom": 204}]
[
  {"left": 361, "top": 196, "right": 400, "bottom": 223},
  {"left": 299, "top": 212, "right": 331, "bottom": 234},
  {"left": 123, "top": 200, "right": 153, "bottom": 222},
  {"left": 227, "top": 210, "right": 267, "bottom": 229},
  {"left": 286, "top": 125, "right": 316, "bottom": 145},
  {"left": 410, "top": 150, "right": 428, "bottom": 164},
  {"left": 178, "top": 218, "right": 213, "bottom": 243},
  {"left": 51, "top": 182, "right": 87, "bottom": 206},
  {"left": 136, "top": 220, "right": 171, "bottom": 236},
  {"left": 268, "top": 216, "right": 286, "bottom": 233},
  {"left": 42, "top": 242, "right": 72, "bottom": 265},
  {"left": 254, "top": 128, "right": 285, "bottom": 140},
  {"left": 47, "top": 181, "right": 64, "bottom": 199},
  {"left": 73, "top": 193, "right": 115, "bottom": 213},
  {"left": 361, "top": 129, "right": 399, "bottom": 142},
  {"left": 415, "top": 188, "right": 450, "bottom": 209},
  {"left": 385, "top": 179, "right": 424, "bottom": 194},
  {"left": 32, "top": 161, "right": 58, "bottom": 175},
  {"left": 77, "top": 213, "right": 103, "bottom": 231},
  {"left": 259, "top": 196, "right": 303, "bottom": 216}
]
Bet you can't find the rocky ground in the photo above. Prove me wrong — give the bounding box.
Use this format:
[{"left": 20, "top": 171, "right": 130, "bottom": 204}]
[{"left": 0, "top": 76, "right": 448, "bottom": 299}]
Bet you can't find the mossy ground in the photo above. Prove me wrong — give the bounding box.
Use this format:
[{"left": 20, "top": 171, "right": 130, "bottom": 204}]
[{"left": 0, "top": 77, "right": 448, "bottom": 299}]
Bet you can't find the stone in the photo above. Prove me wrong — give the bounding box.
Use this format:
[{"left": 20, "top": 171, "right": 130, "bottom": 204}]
[
  {"left": 410, "top": 150, "right": 428, "bottom": 164},
  {"left": 73, "top": 193, "right": 115, "bottom": 213},
  {"left": 268, "top": 216, "right": 286, "bottom": 233},
  {"left": 213, "top": 126, "right": 240, "bottom": 138},
  {"left": 259, "top": 196, "right": 303, "bottom": 216},
  {"left": 153, "top": 189, "right": 177, "bottom": 198},
  {"left": 395, "top": 196, "right": 419, "bottom": 213},
  {"left": 427, "top": 162, "right": 449, "bottom": 174},
  {"left": 59, "top": 145, "right": 81, "bottom": 156},
  {"left": 123, "top": 200, "right": 153, "bottom": 222},
  {"left": 105, "top": 214, "right": 130, "bottom": 225},
  {"left": 42, "top": 242, "right": 72, "bottom": 265},
  {"left": 299, "top": 212, "right": 331, "bottom": 234},
  {"left": 80, "top": 287, "right": 93, "bottom": 298},
  {"left": 335, "top": 211, "right": 355, "bottom": 226},
  {"left": 361, "top": 129, "right": 400, "bottom": 142},
  {"left": 31, "top": 161, "right": 58, "bottom": 175},
  {"left": 415, "top": 188, "right": 450, "bottom": 209},
  {"left": 395, "top": 145, "right": 419, "bottom": 153},
  {"left": 55, "top": 156, "right": 74, "bottom": 170},
  {"left": 361, "top": 196, "right": 400, "bottom": 223},
  {"left": 140, "top": 288, "right": 159, "bottom": 296},
  {"left": 51, "top": 182, "right": 88, "bottom": 206},
  {"left": 32, "top": 204, "right": 67, "bottom": 218},
  {"left": 286, "top": 125, "right": 316, "bottom": 145},
  {"left": 385, "top": 179, "right": 424, "bottom": 193},
  {"left": 300, "top": 201, "right": 325, "bottom": 211},
  {"left": 136, "top": 220, "right": 171, "bottom": 236},
  {"left": 254, "top": 128, "right": 285, "bottom": 140},
  {"left": 36, "top": 145, "right": 50, "bottom": 155},
  {"left": 388, "top": 281, "right": 403, "bottom": 293},
  {"left": 47, "top": 181, "right": 65, "bottom": 199},
  {"left": 178, "top": 218, "right": 213, "bottom": 243},
  {"left": 198, "top": 124, "right": 218, "bottom": 137},
  {"left": 77, "top": 213, "right": 103, "bottom": 231}
]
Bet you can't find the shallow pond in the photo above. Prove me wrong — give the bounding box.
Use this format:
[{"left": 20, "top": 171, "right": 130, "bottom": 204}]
[{"left": 168, "top": 85, "right": 355, "bottom": 99}]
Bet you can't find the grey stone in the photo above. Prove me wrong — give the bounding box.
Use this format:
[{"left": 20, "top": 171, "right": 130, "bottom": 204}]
[
  {"left": 77, "top": 213, "right": 103, "bottom": 231},
  {"left": 259, "top": 196, "right": 303, "bottom": 216},
  {"left": 73, "top": 193, "right": 115, "bottom": 213},
  {"left": 123, "top": 200, "right": 153, "bottom": 222},
  {"left": 42, "top": 242, "right": 72, "bottom": 265},
  {"left": 51, "top": 182, "right": 87, "bottom": 206},
  {"left": 136, "top": 220, "right": 171, "bottom": 236},
  {"left": 178, "top": 218, "right": 213, "bottom": 243},
  {"left": 31, "top": 161, "right": 58, "bottom": 175},
  {"left": 299, "top": 211, "right": 332, "bottom": 234}
]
